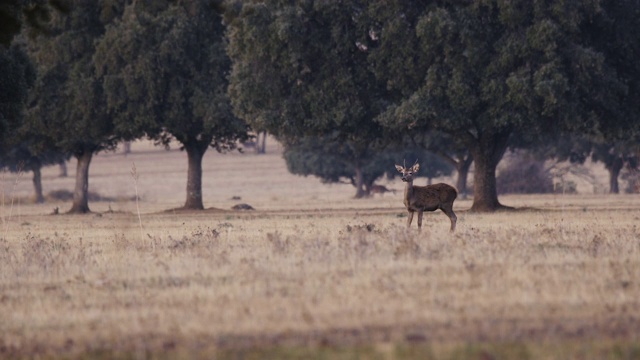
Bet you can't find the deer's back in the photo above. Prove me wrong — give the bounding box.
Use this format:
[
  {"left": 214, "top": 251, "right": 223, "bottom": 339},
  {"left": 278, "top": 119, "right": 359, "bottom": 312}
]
[{"left": 411, "top": 183, "right": 457, "bottom": 209}]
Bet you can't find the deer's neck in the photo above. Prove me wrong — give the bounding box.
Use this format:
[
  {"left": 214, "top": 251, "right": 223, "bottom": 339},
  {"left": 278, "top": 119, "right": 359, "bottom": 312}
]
[{"left": 403, "top": 180, "right": 414, "bottom": 205}]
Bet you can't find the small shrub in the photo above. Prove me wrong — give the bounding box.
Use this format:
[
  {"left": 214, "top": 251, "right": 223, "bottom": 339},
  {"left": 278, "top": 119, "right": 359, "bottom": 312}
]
[
  {"left": 46, "top": 189, "right": 116, "bottom": 202},
  {"left": 345, "top": 223, "right": 376, "bottom": 232},
  {"left": 168, "top": 226, "right": 220, "bottom": 253},
  {"left": 497, "top": 155, "right": 553, "bottom": 194},
  {"left": 21, "top": 233, "right": 71, "bottom": 270},
  {"left": 553, "top": 180, "right": 577, "bottom": 194}
]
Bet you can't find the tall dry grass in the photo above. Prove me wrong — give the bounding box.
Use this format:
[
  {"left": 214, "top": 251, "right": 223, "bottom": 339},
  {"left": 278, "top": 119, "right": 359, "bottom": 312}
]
[{"left": 0, "top": 207, "right": 639, "bottom": 358}]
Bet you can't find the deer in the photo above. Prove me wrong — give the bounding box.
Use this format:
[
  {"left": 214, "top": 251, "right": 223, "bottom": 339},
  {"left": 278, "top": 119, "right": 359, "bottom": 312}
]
[
  {"left": 369, "top": 184, "right": 396, "bottom": 196},
  {"left": 395, "top": 160, "right": 458, "bottom": 232}
]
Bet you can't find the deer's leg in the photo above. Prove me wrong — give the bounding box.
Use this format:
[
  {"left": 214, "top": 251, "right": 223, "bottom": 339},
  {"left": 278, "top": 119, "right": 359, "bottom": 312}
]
[
  {"left": 417, "top": 211, "right": 424, "bottom": 231},
  {"left": 441, "top": 204, "right": 457, "bottom": 232},
  {"left": 406, "top": 211, "right": 414, "bottom": 228}
]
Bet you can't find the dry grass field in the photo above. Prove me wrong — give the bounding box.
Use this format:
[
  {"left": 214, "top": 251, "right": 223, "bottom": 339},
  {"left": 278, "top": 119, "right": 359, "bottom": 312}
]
[{"left": 1, "top": 140, "right": 639, "bottom": 359}]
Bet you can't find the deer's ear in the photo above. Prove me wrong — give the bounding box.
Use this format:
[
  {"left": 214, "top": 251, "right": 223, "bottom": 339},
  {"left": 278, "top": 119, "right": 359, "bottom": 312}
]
[
  {"left": 395, "top": 165, "right": 404, "bottom": 172},
  {"left": 412, "top": 163, "right": 420, "bottom": 172}
]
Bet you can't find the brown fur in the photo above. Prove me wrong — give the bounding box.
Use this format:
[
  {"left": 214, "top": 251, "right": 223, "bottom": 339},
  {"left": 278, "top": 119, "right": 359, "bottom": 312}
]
[{"left": 395, "top": 163, "right": 458, "bottom": 231}]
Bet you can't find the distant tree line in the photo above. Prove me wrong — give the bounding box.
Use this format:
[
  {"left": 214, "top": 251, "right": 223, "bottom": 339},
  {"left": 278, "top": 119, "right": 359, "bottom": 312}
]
[{"left": 1, "top": 0, "right": 639, "bottom": 213}]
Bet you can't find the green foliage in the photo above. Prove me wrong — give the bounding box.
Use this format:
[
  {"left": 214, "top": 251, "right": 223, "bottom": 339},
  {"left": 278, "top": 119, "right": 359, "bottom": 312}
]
[
  {"left": 284, "top": 136, "right": 352, "bottom": 185},
  {"left": 0, "top": 43, "right": 35, "bottom": 150},
  {"left": 0, "top": 0, "right": 71, "bottom": 47},
  {"left": 0, "top": 0, "right": 25, "bottom": 47},
  {"left": 284, "top": 134, "right": 453, "bottom": 197},
  {"left": 25, "top": 0, "right": 117, "bottom": 156},
  {"left": 0, "top": 139, "right": 69, "bottom": 203},
  {"left": 283, "top": 134, "right": 386, "bottom": 197},
  {"left": 95, "top": 0, "right": 248, "bottom": 151},
  {"left": 0, "top": 141, "right": 68, "bottom": 172},
  {"left": 227, "top": 0, "right": 387, "bottom": 146}
]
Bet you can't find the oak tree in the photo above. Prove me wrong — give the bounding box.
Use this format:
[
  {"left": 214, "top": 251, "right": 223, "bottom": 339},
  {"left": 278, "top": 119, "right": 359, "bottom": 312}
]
[
  {"left": 95, "top": 0, "right": 248, "bottom": 210},
  {"left": 24, "top": 0, "right": 117, "bottom": 213}
]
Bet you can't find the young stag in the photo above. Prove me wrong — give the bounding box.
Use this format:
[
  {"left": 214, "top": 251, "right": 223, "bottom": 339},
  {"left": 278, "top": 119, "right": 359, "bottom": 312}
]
[{"left": 395, "top": 161, "right": 458, "bottom": 231}]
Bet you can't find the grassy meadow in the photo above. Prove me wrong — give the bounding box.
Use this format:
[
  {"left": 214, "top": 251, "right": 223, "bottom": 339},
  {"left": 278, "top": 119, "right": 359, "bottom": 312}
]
[{"left": 1, "top": 141, "right": 639, "bottom": 359}]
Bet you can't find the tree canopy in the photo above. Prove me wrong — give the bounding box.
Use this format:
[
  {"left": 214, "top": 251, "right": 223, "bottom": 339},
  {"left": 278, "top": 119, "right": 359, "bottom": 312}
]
[
  {"left": 284, "top": 133, "right": 453, "bottom": 198},
  {"left": 0, "top": 43, "right": 35, "bottom": 150},
  {"left": 0, "top": 0, "right": 71, "bottom": 47},
  {"left": 283, "top": 134, "right": 388, "bottom": 198},
  {"left": 0, "top": 140, "right": 68, "bottom": 202}
]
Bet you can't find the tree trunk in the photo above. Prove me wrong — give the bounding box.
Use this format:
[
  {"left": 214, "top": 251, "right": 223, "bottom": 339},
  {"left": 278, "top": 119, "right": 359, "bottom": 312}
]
[
  {"left": 68, "top": 151, "right": 93, "bottom": 214},
  {"left": 257, "top": 131, "right": 267, "bottom": 154},
  {"left": 31, "top": 160, "right": 44, "bottom": 204},
  {"left": 470, "top": 154, "right": 502, "bottom": 211},
  {"left": 455, "top": 156, "right": 473, "bottom": 199},
  {"left": 353, "top": 164, "right": 367, "bottom": 198},
  {"left": 59, "top": 160, "right": 68, "bottom": 177},
  {"left": 183, "top": 142, "right": 207, "bottom": 210},
  {"left": 363, "top": 178, "right": 375, "bottom": 197},
  {"left": 607, "top": 158, "right": 623, "bottom": 194},
  {"left": 466, "top": 130, "right": 511, "bottom": 212}
]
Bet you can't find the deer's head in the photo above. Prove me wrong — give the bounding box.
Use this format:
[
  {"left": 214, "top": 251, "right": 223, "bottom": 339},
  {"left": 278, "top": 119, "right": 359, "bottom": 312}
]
[{"left": 395, "top": 161, "right": 420, "bottom": 182}]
